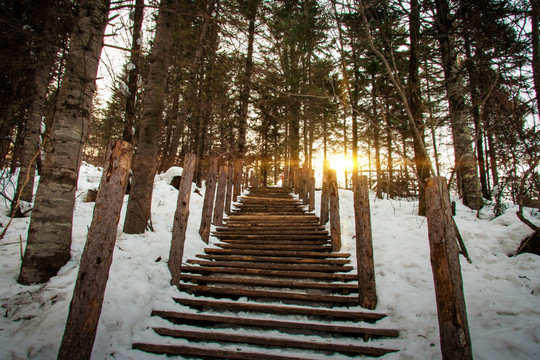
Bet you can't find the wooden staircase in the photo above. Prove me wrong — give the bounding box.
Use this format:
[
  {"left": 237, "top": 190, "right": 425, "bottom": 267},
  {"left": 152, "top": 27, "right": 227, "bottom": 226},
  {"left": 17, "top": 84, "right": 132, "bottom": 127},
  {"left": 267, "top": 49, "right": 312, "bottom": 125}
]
[{"left": 133, "top": 187, "right": 399, "bottom": 359}]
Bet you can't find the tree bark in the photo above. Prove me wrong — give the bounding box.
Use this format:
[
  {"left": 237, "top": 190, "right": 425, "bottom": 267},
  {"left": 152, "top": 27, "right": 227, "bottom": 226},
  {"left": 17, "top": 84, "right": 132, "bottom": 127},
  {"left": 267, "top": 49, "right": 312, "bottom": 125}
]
[
  {"left": 328, "top": 169, "right": 341, "bottom": 252},
  {"left": 308, "top": 169, "right": 315, "bottom": 212},
  {"left": 169, "top": 153, "right": 197, "bottom": 286},
  {"left": 435, "top": 0, "right": 483, "bottom": 210},
  {"left": 57, "top": 140, "right": 132, "bottom": 360},
  {"left": 123, "top": 0, "right": 180, "bottom": 234},
  {"left": 199, "top": 156, "right": 218, "bottom": 244},
  {"left": 18, "top": 0, "right": 111, "bottom": 285},
  {"left": 353, "top": 175, "right": 377, "bottom": 309},
  {"left": 425, "top": 176, "right": 473, "bottom": 360}
]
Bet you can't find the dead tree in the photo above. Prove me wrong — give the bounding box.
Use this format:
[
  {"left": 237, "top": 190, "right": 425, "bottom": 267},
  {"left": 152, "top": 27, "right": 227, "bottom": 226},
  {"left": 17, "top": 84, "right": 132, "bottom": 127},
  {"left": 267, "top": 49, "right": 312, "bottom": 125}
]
[
  {"left": 425, "top": 176, "right": 473, "bottom": 360},
  {"left": 58, "top": 140, "right": 133, "bottom": 360},
  {"left": 353, "top": 175, "right": 377, "bottom": 309},
  {"left": 169, "top": 153, "right": 197, "bottom": 286}
]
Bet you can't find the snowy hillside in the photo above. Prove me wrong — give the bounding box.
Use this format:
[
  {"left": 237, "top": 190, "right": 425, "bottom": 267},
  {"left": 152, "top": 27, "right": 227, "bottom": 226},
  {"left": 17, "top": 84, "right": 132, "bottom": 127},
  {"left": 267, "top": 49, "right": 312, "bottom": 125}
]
[{"left": 0, "top": 163, "right": 538, "bottom": 359}]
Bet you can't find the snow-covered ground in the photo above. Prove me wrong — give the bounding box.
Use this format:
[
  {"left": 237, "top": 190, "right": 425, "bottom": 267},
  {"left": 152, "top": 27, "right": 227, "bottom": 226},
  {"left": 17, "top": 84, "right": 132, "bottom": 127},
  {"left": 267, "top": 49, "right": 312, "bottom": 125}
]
[{"left": 0, "top": 162, "right": 538, "bottom": 359}]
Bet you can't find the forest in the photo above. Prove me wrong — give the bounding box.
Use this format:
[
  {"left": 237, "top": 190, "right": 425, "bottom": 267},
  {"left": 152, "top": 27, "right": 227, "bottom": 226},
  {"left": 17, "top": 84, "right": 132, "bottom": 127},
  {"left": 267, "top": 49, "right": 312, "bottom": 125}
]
[
  {"left": 1, "top": 0, "right": 540, "bottom": 359},
  {"left": 0, "top": 0, "right": 538, "bottom": 293}
]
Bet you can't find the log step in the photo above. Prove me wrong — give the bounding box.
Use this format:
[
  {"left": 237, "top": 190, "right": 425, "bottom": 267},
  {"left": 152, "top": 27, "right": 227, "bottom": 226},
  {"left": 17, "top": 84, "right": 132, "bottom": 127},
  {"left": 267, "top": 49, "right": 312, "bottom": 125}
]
[
  {"left": 151, "top": 310, "right": 400, "bottom": 339},
  {"left": 203, "top": 248, "right": 351, "bottom": 258},
  {"left": 180, "top": 273, "right": 357, "bottom": 293},
  {"left": 216, "top": 239, "right": 330, "bottom": 245},
  {"left": 181, "top": 265, "right": 358, "bottom": 281},
  {"left": 213, "top": 234, "right": 330, "bottom": 240},
  {"left": 195, "top": 254, "right": 350, "bottom": 265},
  {"left": 178, "top": 284, "right": 360, "bottom": 305},
  {"left": 132, "top": 343, "right": 315, "bottom": 360},
  {"left": 186, "top": 259, "right": 353, "bottom": 273},
  {"left": 215, "top": 243, "right": 332, "bottom": 251},
  {"left": 174, "top": 298, "right": 386, "bottom": 322},
  {"left": 151, "top": 327, "right": 398, "bottom": 357}
]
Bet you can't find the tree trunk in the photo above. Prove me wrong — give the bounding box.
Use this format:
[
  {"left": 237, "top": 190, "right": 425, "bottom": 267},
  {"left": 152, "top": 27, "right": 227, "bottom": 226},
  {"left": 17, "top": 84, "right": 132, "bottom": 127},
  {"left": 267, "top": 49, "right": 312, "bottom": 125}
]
[
  {"left": 408, "top": 0, "right": 430, "bottom": 215},
  {"left": 12, "top": 0, "right": 59, "bottom": 209},
  {"left": 122, "top": 0, "right": 144, "bottom": 143},
  {"left": 237, "top": 0, "right": 259, "bottom": 157},
  {"left": 18, "top": 0, "right": 111, "bottom": 285},
  {"left": 199, "top": 156, "right": 218, "bottom": 244},
  {"left": 435, "top": 0, "right": 483, "bottom": 210},
  {"left": 169, "top": 153, "right": 197, "bottom": 286},
  {"left": 425, "top": 176, "right": 473, "bottom": 360},
  {"left": 353, "top": 175, "right": 377, "bottom": 309},
  {"left": 58, "top": 140, "right": 132, "bottom": 360},
  {"left": 532, "top": 0, "right": 540, "bottom": 118},
  {"left": 123, "top": 0, "right": 180, "bottom": 234}
]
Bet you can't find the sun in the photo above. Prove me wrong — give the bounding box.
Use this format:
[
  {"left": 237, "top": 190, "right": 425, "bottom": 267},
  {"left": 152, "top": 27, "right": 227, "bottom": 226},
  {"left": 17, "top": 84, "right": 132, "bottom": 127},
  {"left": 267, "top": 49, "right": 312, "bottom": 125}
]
[{"left": 327, "top": 154, "right": 353, "bottom": 175}]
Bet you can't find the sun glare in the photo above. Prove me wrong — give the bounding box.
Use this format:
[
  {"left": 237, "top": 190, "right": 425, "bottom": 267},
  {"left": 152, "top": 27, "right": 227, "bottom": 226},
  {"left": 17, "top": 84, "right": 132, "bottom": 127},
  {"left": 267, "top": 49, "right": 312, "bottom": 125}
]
[{"left": 327, "top": 154, "right": 353, "bottom": 175}]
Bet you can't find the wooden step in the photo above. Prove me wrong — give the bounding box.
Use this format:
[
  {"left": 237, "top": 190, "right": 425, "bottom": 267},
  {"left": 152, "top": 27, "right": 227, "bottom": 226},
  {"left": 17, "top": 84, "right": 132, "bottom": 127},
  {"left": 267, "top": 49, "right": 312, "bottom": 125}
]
[
  {"left": 213, "top": 229, "right": 328, "bottom": 235},
  {"left": 174, "top": 298, "right": 387, "bottom": 322},
  {"left": 215, "top": 243, "right": 332, "bottom": 251},
  {"left": 152, "top": 310, "right": 400, "bottom": 338},
  {"left": 216, "top": 239, "right": 330, "bottom": 245},
  {"left": 179, "top": 284, "right": 360, "bottom": 305},
  {"left": 186, "top": 260, "right": 353, "bottom": 273},
  {"left": 152, "top": 327, "right": 398, "bottom": 357},
  {"left": 180, "top": 273, "right": 357, "bottom": 293},
  {"left": 195, "top": 254, "right": 350, "bottom": 265},
  {"left": 181, "top": 265, "right": 358, "bottom": 281},
  {"left": 203, "top": 248, "right": 351, "bottom": 258},
  {"left": 215, "top": 225, "right": 327, "bottom": 231},
  {"left": 132, "top": 343, "right": 315, "bottom": 360},
  {"left": 214, "top": 235, "right": 330, "bottom": 242}
]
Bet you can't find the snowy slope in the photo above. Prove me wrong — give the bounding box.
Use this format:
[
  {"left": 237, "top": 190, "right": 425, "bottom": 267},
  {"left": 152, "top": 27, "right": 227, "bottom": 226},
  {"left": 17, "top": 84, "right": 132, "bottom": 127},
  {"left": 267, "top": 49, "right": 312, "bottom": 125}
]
[{"left": 0, "top": 162, "right": 538, "bottom": 360}]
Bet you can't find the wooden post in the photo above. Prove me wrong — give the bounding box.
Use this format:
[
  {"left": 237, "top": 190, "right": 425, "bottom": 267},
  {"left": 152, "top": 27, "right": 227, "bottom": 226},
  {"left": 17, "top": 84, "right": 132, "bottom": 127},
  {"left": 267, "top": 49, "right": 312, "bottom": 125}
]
[
  {"left": 353, "top": 175, "right": 377, "bottom": 309},
  {"left": 328, "top": 169, "right": 341, "bottom": 251},
  {"left": 58, "top": 140, "right": 133, "bottom": 360},
  {"left": 301, "top": 166, "right": 309, "bottom": 205},
  {"left": 233, "top": 158, "right": 242, "bottom": 201},
  {"left": 199, "top": 156, "right": 218, "bottom": 243},
  {"left": 320, "top": 161, "right": 330, "bottom": 225},
  {"left": 225, "top": 164, "right": 233, "bottom": 215},
  {"left": 213, "top": 165, "right": 228, "bottom": 226},
  {"left": 169, "top": 153, "right": 197, "bottom": 286},
  {"left": 283, "top": 165, "right": 289, "bottom": 188},
  {"left": 308, "top": 169, "right": 315, "bottom": 212},
  {"left": 292, "top": 167, "right": 299, "bottom": 194},
  {"left": 425, "top": 176, "right": 473, "bottom": 360}
]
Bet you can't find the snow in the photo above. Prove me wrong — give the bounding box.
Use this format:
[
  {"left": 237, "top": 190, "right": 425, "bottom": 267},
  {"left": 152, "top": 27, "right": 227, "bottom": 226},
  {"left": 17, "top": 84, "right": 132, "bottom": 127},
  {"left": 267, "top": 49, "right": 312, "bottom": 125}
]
[{"left": 0, "top": 162, "right": 539, "bottom": 359}]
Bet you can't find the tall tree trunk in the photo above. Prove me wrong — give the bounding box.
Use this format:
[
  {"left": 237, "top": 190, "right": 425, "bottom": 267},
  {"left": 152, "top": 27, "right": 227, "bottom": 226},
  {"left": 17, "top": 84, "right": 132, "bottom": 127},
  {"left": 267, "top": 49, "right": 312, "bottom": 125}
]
[
  {"left": 532, "top": 0, "right": 540, "bottom": 118},
  {"left": 408, "top": 0, "right": 430, "bottom": 215},
  {"left": 18, "top": 0, "right": 111, "bottom": 285},
  {"left": 237, "top": 0, "right": 259, "bottom": 157},
  {"left": 465, "top": 42, "right": 490, "bottom": 200},
  {"left": 435, "top": 0, "right": 483, "bottom": 210},
  {"left": 12, "top": 0, "right": 59, "bottom": 211},
  {"left": 123, "top": 0, "right": 180, "bottom": 234},
  {"left": 122, "top": 0, "right": 144, "bottom": 143}
]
